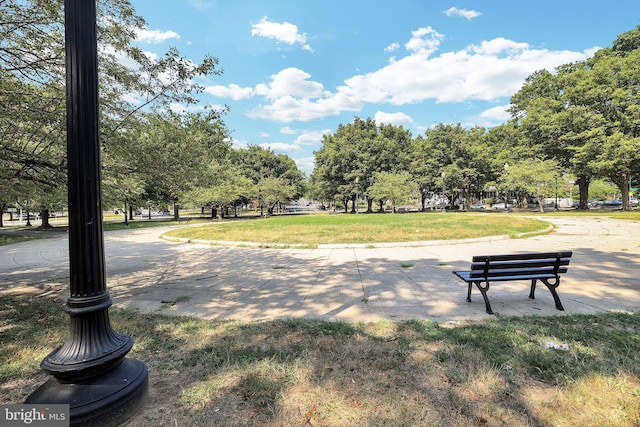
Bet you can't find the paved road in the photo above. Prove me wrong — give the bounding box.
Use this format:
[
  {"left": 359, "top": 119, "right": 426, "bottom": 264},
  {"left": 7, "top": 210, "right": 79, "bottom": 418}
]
[{"left": 1, "top": 216, "right": 639, "bottom": 322}]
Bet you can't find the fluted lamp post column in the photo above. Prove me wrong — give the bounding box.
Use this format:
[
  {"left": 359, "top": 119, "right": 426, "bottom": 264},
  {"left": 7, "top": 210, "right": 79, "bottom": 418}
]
[{"left": 25, "top": 1, "right": 148, "bottom": 425}]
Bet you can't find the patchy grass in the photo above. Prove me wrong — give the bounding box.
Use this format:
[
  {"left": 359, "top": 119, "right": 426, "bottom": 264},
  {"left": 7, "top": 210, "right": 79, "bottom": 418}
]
[
  {"left": 0, "top": 234, "right": 41, "bottom": 246},
  {"left": 541, "top": 210, "right": 640, "bottom": 220},
  {"left": 2, "top": 295, "right": 639, "bottom": 426},
  {"left": 163, "top": 212, "right": 549, "bottom": 246}
]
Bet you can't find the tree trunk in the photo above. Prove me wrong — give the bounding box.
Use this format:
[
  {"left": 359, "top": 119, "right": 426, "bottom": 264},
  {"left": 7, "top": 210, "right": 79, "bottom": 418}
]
[
  {"left": 0, "top": 202, "right": 5, "bottom": 227},
  {"left": 577, "top": 175, "right": 590, "bottom": 210},
  {"left": 40, "top": 209, "right": 51, "bottom": 229},
  {"left": 123, "top": 203, "right": 129, "bottom": 225},
  {"left": 620, "top": 173, "right": 631, "bottom": 211}
]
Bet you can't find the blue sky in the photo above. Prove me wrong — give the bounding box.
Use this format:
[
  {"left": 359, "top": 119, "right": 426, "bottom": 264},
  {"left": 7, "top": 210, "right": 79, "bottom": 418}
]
[{"left": 128, "top": 0, "right": 640, "bottom": 175}]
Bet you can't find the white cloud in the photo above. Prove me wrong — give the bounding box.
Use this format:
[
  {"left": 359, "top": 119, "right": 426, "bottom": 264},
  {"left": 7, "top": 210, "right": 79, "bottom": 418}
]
[
  {"left": 280, "top": 126, "right": 297, "bottom": 134},
  {"left": 241, "top": 28, "right": 593, "bottom": 123},
  {"left": 294, "top": 156, "right": 316, "bottom": 175},
  {"left": 405, "top": 26, "right": 444, "bottom": 54},
  {"left": 259, "top": 142, "right": 302, "bottom": 153},
  {"left": 384, "top": 42, "right": 400, "bottom": 53},
  {"left": 374, "top": 111, "right": 414, "bottom": 127},
  {"left": 204, "top": 83, "right": 254, "bottom": 100},
  {"left": 230, "top": 138, "right": 249, "bottom": 149},
  {"left": 248, "top": 92, "right": 361, "bottom": 122},
  {"left": 135, "top": 28, "right": 180, "bottom": 44},
  {"left": 294, "top": 129, "right": 331, "bottom": 146},
  {"left": 255, "top": 68, "right": 325, "bottom": 100},
  {"left": 251, "top": 16, "right": 313, "bottom": 52},
  {"left": 479, "top": 105, "right": 511, "bottom": 122},
  {"left": 470, "top": 38, "right": 530, "bottom": 56},
  {"left": 444, "top": 7, "right": 482, "bottom": 20}
]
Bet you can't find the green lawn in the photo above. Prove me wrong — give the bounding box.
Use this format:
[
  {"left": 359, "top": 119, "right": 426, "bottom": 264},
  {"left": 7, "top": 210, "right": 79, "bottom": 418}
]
[{"left": 163, "top": 212, "right": 551, "bottom": 247}]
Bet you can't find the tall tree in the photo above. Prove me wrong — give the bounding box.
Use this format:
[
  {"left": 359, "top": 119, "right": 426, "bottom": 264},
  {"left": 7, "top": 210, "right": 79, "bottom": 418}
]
[
  {"left": 105, "top": 110, "right": 230, "bottom": 219},
  {"left": 367, "top": 171, "right": 416, "bottom": 213},
  {"left": 1, "top": 0, "right": 222, "bottom": 222},
  {"left": 236, "top": 145, "right": 306, "bottom": 209},
  {"left": 583, "top": 28, "right": 640, "bottom": 209},
  {"left": 413, "top": 124, "right": 490, "bottom": 210},
  {"left": 312, "top": 118, "right": 410, "bottom": 212},
  {"left": 501, "top": 158, "right": 560, "bottom": 212}
]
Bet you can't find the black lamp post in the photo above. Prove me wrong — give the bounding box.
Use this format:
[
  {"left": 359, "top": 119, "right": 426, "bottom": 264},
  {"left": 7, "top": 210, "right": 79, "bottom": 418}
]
[{"left": 25, "top": 1, "right": 148, "bottom": 425}]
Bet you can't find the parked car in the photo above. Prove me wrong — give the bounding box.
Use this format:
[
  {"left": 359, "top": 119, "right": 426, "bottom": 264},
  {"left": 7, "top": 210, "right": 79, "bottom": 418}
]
[
  {"left": 602, "top": 200, "right": 622, "bottom": 209},
  {"left": 490, "top": 203, "right": 512, "bottom": 211},
  {"left": 470, "top": 203, "right": 486, "bottom": 211}
]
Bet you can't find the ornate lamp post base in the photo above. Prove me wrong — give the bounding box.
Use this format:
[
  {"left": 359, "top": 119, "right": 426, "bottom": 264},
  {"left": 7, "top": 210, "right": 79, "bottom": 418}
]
[{"left": 26, "top": 358, "right": 147, "bottom": 426}]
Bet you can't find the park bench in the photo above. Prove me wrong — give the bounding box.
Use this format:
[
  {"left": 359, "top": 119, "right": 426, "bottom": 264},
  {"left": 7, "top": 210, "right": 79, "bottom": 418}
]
[
  {"left": 452, "top": 251, "right": 572, "bottom": 314},
  {"left": 177, "top": 217, "right": 191, "bottom": 225}
]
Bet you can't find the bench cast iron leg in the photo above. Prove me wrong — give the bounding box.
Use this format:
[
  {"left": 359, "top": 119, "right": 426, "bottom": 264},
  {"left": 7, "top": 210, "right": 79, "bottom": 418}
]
[
  {"left": 540, "top": 278, "right": 564, "bottom": 311},
  {"left": 529, "top": 279, "right": 537, "bottom": 299},
  {"left": 471, "top": 281, "right": 493, "bottom": 314}
]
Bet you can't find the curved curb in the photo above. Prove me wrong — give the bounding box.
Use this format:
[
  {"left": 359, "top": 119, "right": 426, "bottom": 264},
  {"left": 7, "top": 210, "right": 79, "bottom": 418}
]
[{"left": 160, "top": 233, "right": 514, "bottom": 249}]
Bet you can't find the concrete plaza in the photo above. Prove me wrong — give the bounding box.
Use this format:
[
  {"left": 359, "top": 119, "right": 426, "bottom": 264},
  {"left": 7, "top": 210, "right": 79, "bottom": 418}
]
[{"left": 1, "top": 216, "right": 639, "bottom": 323}]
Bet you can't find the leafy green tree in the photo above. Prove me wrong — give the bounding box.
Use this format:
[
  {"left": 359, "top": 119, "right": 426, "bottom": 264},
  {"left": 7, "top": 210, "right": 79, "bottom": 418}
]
[
  {"left": 411, "top": 124, "right": 490, "bottom": 210},
  {"left": 367, "top": 171, "right": 416, "bottom": 213},
  {"left": 592, "top": 132, "right": 640, "bottom": 206},
  {"left": 501, "top": 159, "right": 560, "bottom": 212},
  {"left": 312, "top": 125, "right": 358, "bottom": 212},
  {"left": 588, "top": 179, "right": 619, "bottom": 201},
  {"left": 185, "top": 159, "right": 253, "bottom": 219},
  {"left": 103, "top": 109, "right": 230, "bottom": 220},
  {"left": 1, "top": 0, "right": 222, "bottom": 222},
  {"left": 312, "top": 118, "right": 410, "bottom": 212},
  {"left": 236, "top": 145, "right": 305, "bottom": 210},
  {"left": 256, "top": 177, "right": 297, "bottom": 215},
  {"left": 408, "top": 134, "right": 439, "bottom": 210},
  {"left": 582, "top": 29, "right": 640, "bottom": 209},
  {"left": 510, "top": 26, "right": 640, "bottom": 210},
  {"left": 509, "top": 68, "right": 601, "bottom": 210}
]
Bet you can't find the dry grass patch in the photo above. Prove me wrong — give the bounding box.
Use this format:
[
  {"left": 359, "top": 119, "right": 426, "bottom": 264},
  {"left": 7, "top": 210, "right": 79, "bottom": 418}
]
[{"left": 2, "top": 296, "right": 639, "bottom": 426}]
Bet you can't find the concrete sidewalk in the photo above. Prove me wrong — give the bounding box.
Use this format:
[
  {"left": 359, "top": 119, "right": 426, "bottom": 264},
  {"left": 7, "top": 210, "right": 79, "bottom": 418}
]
[{"left": 1, "top": 216, "right": 639, "bottom": 323}]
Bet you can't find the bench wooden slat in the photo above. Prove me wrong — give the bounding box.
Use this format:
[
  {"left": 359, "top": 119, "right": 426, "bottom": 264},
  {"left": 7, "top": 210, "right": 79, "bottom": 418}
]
[
  {"left": 457, "top": 269, "right": 567, "bottom": 282},
  {"left": 471, "top": 251, "right": 572, "bottom": 262},
  {"left": 469, "top": 259, "right": 571, "bottom": 271},
  {"left": 466, "top": 267, "right": 569, "bottom": 279}
]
